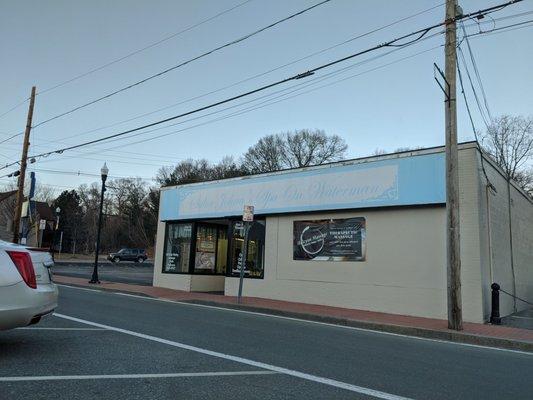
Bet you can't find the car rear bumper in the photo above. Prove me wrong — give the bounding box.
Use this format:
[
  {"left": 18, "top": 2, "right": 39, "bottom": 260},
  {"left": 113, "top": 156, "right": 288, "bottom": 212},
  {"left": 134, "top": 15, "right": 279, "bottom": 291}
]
[{"left": 0, "top": 281, "right": 58, "bottom": 330}]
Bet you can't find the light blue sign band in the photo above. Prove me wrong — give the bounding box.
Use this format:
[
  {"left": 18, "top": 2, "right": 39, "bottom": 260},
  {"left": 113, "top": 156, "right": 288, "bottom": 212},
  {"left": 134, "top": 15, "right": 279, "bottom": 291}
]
[{"left": 160, "top": 152, "right": 445, "bottom": 221}]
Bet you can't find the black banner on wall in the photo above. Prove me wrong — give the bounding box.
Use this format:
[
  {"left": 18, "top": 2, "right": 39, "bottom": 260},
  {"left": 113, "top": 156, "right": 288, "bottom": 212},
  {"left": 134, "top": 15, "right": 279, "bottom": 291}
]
[{"left": 293, "top": 218, "right": 366, "bottom": 261}]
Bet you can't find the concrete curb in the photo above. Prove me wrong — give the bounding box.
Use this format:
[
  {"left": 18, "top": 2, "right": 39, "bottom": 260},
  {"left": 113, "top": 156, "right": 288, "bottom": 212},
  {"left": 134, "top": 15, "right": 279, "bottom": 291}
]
[
  {"left": 56, "top": 281, "right": 532, "bottom": 353},
  {"left": 182, "top": 300, "right": 533, "bottom": 353},
  {"left": 54, "top": 260, "right": 154, "bottom": 266}
]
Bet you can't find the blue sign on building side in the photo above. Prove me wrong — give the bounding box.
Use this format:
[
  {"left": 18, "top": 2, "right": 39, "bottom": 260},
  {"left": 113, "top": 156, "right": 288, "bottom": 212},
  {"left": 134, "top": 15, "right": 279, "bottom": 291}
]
[{"left": 160, "top": 152, "right": 446, "bottom": 221}]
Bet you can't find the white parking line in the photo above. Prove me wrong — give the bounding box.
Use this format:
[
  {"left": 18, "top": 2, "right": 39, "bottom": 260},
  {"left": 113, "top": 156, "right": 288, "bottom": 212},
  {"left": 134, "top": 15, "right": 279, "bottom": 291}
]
[
  {"left": 57, "top": 285, "right": 101, "bottom": 293},
  {"left": 0, "top": 371, "right": 276, "bottom": 382},
  {"left": 17, "top": 327, "right": 106, "bottom": 331},
  {"left": 57, "top": 284, "right": 533, "bottom": 356},
  {"left": 54, "top": 313, "right": 412, "bottom": 400}
]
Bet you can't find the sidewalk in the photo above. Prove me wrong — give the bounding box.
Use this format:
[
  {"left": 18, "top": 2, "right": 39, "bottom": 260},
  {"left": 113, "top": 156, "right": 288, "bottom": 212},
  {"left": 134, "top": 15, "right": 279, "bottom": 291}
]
[{"left": 54, "top": 275, "right": 533, "bottom": 352}]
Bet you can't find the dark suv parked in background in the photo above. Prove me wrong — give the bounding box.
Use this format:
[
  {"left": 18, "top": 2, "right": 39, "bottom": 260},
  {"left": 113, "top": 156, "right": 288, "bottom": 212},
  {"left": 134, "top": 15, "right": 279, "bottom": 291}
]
[{"left": 108, "top": 248, "right": 147, "bottom": 263}]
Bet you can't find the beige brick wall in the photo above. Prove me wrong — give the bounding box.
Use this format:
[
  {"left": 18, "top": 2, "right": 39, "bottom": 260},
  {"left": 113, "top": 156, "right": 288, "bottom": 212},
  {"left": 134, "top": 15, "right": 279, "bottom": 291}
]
[
  {"left": 154, "top": 144, "right": 532, "bottom": 322},
  {"left": 226, "top": 207, "right": 449, "bottom": 319},
  {"left": 225, "top": 146, "right": 489, "bottom": 322},
  {"left": 477, "top": 153, "right": 533, "bottom": 317}
]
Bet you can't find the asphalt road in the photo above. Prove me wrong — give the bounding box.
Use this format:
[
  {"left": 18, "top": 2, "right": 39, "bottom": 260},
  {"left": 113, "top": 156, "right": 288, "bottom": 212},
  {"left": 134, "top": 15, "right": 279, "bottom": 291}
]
[
  {"left": 1, "top": 285, "right": 532, "bottom": 400},
  {"left": 52, "top": 261, "right": 154, "bottom": 286}
]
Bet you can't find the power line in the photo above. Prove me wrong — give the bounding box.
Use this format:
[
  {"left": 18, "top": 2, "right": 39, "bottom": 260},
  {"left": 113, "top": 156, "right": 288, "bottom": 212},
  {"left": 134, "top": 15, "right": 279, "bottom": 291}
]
[
  {"left": 40, "top": 16, "right": 529, "bottom": 163},
  {"left": 0, "top": 0, "right": 523, "bottom": 172},
  {"left": 1, "top": 2, "right": 519, "bottom": 147},
  {"left": 456, "top": 54, "right": 494, "bottom": 190},
  {"left": 30, "top": 0, "right": 333, "bottom": 129},
  {"left": 110, "top": 46, "right": 444, "bottom": 152},
  {"left": 466, "top": 18, "right": 533, "bottom": 37},
  {"left": 457, "top": 46, "right": 490, "bottom": 128},
  {"left": 0, "top": 0, "right": 253, "bottom": 138},
  {"left": 37, "top": 0, "right": 254, "bottom": 95},
  {"left": 35, "top": 37, "right": 437, "bottom": 157},
  {"left": 0, "top": 97, "right": 30, "bottom": 121},
  {"left": 43, "top": 1, "right": 446, "bottom": 146},
  {"left": 19, "top": 40, "right": 444, "bottom": 167},
  {"left": 0, "top": 131, "right": 25, "bottom": 146},
  {"left": 28, "top": 167, "right": 155, "bottom": 181},
  {"left": 26, "top": 27, "right": 443, "bottom": 158},
  {"left": 460, "top": 21, "right": 493, "bottom": 121},
  {"left": 34, "top": 3, "right": 522, "bottom": 154}
]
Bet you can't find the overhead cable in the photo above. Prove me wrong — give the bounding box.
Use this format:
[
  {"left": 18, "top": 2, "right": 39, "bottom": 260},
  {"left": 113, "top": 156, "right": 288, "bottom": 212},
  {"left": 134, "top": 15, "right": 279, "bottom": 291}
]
[
  {"left": 0, "top": 0, "right": 523, "bottom": 172},
  {"left": 37, "top": 0, "right": 254, "bottom": 95},
  {"left": 45, "top": 1, "right": 446, "bottom": 145},
  {"left": 30, "top": 0, "right": 333, "bottom": 129}
]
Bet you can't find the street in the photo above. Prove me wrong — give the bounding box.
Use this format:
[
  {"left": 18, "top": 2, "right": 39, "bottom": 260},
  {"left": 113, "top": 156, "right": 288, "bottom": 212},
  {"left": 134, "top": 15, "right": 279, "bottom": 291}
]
[
  {"left": 52, "top": 261, "right": 154, "bottom": 286},
  {"left": 1, "top": 285, "right": 532, "bottom": 400}
]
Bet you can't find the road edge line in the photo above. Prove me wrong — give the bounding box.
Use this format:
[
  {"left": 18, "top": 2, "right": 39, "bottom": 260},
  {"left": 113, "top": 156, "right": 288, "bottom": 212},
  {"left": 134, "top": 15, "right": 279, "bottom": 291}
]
[
  {"left": 56, "top": 283, "right": 533, "bottom": 354},
  {"left": 53, "top": 312, "right": 413, "bottom": 400}
]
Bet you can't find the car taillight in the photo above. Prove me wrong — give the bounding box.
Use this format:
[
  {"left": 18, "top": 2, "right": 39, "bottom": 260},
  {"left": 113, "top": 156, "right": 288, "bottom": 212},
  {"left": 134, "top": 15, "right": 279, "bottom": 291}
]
[{"left": 6, "top": 251, "right": 37, "bottom": 289}]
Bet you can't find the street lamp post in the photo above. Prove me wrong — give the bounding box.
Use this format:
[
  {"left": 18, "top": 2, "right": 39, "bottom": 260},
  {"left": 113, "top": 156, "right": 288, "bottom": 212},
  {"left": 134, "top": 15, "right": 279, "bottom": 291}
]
[
  {"left": 50, "top": 206, "right": 60, "bottom": 259},
  {"left": 89, "top": 163, "right": 108, "bottom": 284}
]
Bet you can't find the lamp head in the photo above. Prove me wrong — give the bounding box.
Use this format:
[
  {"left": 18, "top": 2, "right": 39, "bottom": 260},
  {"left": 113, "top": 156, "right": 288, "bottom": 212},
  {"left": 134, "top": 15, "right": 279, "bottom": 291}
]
[{"left": 101, "top": 162, "right": 109, "bottom": 180}]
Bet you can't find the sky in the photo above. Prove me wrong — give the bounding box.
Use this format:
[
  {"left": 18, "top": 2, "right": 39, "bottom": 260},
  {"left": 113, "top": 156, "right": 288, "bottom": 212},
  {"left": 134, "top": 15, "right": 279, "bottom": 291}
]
[{"left": 0, "top": 0, "right": 532, "bottom": 193}]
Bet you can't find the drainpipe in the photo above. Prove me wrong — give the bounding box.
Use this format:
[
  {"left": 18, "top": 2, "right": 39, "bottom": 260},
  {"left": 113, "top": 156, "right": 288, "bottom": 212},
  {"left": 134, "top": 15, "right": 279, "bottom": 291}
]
[
  {"left": 506, "top": 176, "right": 517, "bottom": 313},
  {"left": 485, "top": 185, "right": 494, "bottom": 286}
]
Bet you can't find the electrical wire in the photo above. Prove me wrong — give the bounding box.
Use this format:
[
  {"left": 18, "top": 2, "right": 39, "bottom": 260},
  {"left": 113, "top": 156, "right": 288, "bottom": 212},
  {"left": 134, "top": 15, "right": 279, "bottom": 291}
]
[
  {"left": 42, "top": 1, "right": 446, "bottom": 146},
  {"left": 35, "top": 38, "right": 436, "bottom": 157},
  {"left": 37, "top": 0, "right": 254, "bottom": 95},
  {"left": 23, "top": 41, "right": 443, "bottom": 167},
  {"left": 27, "top": 28, "right": 446, "bottom": 160},
  {"left": 27, "top": 167, "right": 155, "bottom": 181},
  {"left": 0, "top": 97, "right": 30, "bottom": 121},
  {"left": 457, "top": 45, "right": 490, "bottom": 128},
  {"left": 43, "top": 43, "right": 445, "bottom": 162},
  {"left": 30, "top": 0, "right": 333, "bottom": 129},
  {"left": 0, "top": 0, "right": 523, "bottom": 174},
  {"left": 0, "top": 131, "right": 25, "bottom": 146},
  {"left": 460, "top": 21, "right": 493, "bottom": 121},
  {"left": 456, "top": 54, "right": 495, "bottom": 190},
  {"left": 466, "top": 18, "right": 533, "bottom": 37}
]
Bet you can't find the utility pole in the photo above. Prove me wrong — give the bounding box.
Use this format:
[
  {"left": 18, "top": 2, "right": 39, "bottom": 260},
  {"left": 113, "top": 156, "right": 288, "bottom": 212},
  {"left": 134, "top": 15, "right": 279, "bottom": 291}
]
[
  {"left": 12, "top": 86, "right": 36, "bottom": 244},
  {"left": 444, "top": 0, "right": 462, "bottom": 330}
]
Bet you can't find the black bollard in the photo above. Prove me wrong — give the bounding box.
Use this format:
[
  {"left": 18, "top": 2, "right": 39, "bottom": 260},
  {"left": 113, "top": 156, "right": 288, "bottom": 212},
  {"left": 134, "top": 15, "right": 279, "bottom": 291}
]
[{"left": 490, "top": 283, "right": 501, "bottom": 325}]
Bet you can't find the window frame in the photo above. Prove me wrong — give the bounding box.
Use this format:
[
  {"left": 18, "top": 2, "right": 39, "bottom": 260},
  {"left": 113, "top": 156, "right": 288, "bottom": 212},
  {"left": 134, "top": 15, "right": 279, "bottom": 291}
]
[
  {"left": 162, "top": 218, "right": 265, "bottom": 279},
  {"left": 193, "top": 222, "right": 226, "bottom": 276},
  {"left": 227, "top": 219, "right": 265, "bottom": 280},
  {"left": 161, "top": 221, "right": 194, "bottom": 275}
]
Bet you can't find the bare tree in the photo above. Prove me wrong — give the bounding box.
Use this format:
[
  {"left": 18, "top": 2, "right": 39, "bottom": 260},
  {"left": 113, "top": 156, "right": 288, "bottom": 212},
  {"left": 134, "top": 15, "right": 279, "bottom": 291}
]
[
  {"left": 283, "top": 129, "right": 347, "bottom": 168},
  {"left": 372, "top": 148, "right": 387, "bottom": 156},
  {"left": 513, "top": 168, "right": 533, "bottom": 196},
  {"left": 242, "top": 135, "right": 285, "bottom": 174},
  {"left": 33, "top": 183, "right": 57, "bottom": 204},
  {"left": 481, "top": 115, "right": 533, "bottom": 185},
  {"left": 155, "top": 159, "right": 211, "bottom": 186},
  {"left": 242, "top": 129, "right": 347, "bottom": 173},
  {"left": 156, "top": 157, "right": 248, "bottom": 187}
]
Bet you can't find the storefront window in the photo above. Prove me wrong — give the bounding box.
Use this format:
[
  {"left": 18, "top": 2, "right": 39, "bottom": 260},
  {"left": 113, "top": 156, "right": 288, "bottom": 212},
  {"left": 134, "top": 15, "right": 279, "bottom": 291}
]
[
  {"left": 163, "top": 223, "right": 192, "bottom": 273},
  {"left": 194, "top": 225, "right": 217, "bottom": 274},
  {"left": 216, "top": 228, "right": 228, "bottom": 275},
  {"left": 230, "top": 220, "right": 265, "bottom": 278}
]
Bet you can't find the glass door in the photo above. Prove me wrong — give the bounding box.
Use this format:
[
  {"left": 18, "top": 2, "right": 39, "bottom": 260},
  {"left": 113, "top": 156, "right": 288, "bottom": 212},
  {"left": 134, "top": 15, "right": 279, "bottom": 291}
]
[
  {"left": 194, "top": 224, "right": 228, "bottom": 275},
  {"left": 230, "top": 220, "right": 265, "bottom": 278}
]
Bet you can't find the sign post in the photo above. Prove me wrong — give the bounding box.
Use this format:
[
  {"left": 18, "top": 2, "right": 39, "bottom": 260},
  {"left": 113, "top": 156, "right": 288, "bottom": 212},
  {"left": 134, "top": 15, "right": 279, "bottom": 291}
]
[
  {"left": 38, "top": 219, "right": 46, "bottom": 248},
  {"left": 238, "top": 205, "right": 254, "bottom": 304}
]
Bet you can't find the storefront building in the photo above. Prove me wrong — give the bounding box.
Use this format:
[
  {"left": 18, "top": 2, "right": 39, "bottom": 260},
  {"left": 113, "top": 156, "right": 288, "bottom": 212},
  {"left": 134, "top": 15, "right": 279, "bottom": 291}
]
[{"left": 153, "top": 142, "right": 533, "bottom": 323}]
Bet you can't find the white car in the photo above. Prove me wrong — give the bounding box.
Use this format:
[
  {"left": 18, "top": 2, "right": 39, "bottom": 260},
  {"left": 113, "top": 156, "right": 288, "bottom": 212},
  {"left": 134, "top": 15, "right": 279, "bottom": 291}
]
[{"left": 0, "top": 240, "right": 58, "bottom": 330}]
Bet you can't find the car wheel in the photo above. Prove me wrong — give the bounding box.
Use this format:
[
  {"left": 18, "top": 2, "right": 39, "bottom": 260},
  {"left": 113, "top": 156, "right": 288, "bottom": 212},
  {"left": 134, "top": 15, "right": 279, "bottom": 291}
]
[
  {"left": 113, "top": 256, "right": 120, "bottom": 263},
  {"left": 137, "top": 256, "right": 144, "bottom": 263}
]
